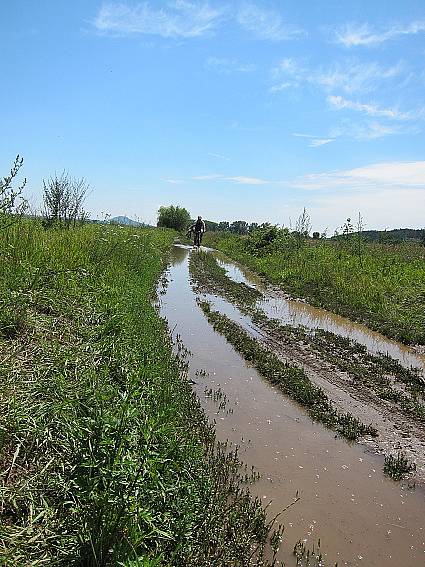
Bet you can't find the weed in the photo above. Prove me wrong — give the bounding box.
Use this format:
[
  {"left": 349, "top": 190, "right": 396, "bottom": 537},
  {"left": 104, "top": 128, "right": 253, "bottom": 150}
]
[
  {"left": 384, "top": 452, "right": 417, "bottom": 481},
  {"left": 190, "top": 250, "right": 262, "bottom": 306}
]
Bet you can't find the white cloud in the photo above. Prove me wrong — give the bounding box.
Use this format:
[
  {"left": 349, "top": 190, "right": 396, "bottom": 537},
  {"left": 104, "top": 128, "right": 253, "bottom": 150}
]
[
  {"left": 163, "top": 178, "right": 183, "bottom": 184},
  {"left": 207, "top": 152, "right": 230, "bottom": 161},
  {"left": 335, "top": 21, "right": 425, "bottom": 47},
  {"left": 315, "top": 61, "right": 402, "bottom": 94},
  {"left": 270, "top": 58, "right": 402, "bottom": 95},
  {"left": 94, "top": 2, "right": 304, "bottom": 41},
  {"left": 225, "top": 175, "right": 269, "bottom": 185},
  {"left": 292, "top": 133, "right": 335, "bottom": 147},
  {"left": 237, "top": 3, "right": 303, "bottom": 41},
  {"left": 206, "top": 57, "right": 256, "bottom": 73},
  {"left": 309, "top": 138, "right": 334, "bottom": 147},
  {"left": 292, "top": 161, "right": 425, "bottom": 191},
  {"left": 356, "top": 122, "right": 403, "bottom": 140},
  {"left": 328, "top": 95, "right": 411, "bottom": 120},
  {"left": 192, "top": 174, "right": 270, "bottom": 184},
  {"left": 192, "top": 174, "right": 222, "bottom": 180},
  {"left": 269, "top": 81, "right": 294, "bottom": 93},
  {"left": 93, "top": 1, "right": 225, "bottom": 38}
]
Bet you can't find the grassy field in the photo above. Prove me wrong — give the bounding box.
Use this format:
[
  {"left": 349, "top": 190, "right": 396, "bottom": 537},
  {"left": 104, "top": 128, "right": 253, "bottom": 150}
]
[
  {"left": 0, "top": 221, "right": 277, "bottom": 566},
  {"left": 203, "top": 231, "right": 425, "bottom": 345}
]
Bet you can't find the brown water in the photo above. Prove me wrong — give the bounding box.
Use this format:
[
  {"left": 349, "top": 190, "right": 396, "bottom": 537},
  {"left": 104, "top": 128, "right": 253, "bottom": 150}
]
[
  {"left": 159, "top": 245, "right": 425, "bottom": 567},
  {"left": 215, "top": 253, "right": 425, "bottom": 375}
]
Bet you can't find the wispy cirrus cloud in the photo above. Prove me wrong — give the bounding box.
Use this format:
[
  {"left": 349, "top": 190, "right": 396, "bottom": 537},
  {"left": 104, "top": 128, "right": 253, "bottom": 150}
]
[
  {"left": 270, "top": 58, "right": 402, "bottom": 95},
  {"left": 292, "top": 133, "right": 335, "bottom": 147},
  {"left": 335, "top": 21, "right": 425, "bottom": 47},
  {"left": 207, "top": 152, "right": 231, "bottom": 161},
  {"left": 309, "top": 138, "right": 334, "bottom": 147},
  {"left": 237, "top": 3, "right": 304, "bottom": 41},
  {"left": 192, "top": 174, "right": 222, "bottom": 180},
  {"left": 93, "top": 1, "right": 226, "bottom": 38},
  {"left": 292, "top": 161, "right": 425, "bottom": 191},
  {"left": 205, "top": 57, "right": 256, "bottom": 73},
  {"left": 93, "top": 1, "right": 304, "bottom": 41},
  {"left": 329, "top": 120, "right": 415, "bottom": 140},
  {"left": 225, "top": 175, "right": 269, "bottom": 185},
  {"left": 328, "top": 95, "right": 411, "bottom": 120},
  {"left": 315, "top": 60, "right": 402, "bottom": 94},
  {"left": 192, "top": 174, "right": 270, "bottom": 184}
]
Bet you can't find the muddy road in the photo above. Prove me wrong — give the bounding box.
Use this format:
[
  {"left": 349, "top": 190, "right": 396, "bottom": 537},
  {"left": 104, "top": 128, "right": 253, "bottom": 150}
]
[{"left": 158, "top": 245, "right": 425, "bottom": 567}]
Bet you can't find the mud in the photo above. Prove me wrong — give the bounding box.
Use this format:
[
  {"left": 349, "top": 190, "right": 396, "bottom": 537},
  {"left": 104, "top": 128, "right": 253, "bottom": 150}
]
[{"left": 159, "top": 245, "right": 425, "bottom": 567}]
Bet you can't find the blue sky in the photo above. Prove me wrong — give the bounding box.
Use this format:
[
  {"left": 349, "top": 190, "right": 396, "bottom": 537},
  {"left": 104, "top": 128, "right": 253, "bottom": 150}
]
[{"left": 1, "top": 1, "right": 424, "bottom": 231}]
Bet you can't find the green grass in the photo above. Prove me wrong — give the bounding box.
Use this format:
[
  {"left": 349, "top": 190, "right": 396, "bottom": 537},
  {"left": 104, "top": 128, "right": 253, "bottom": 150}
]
[
  {"left": 190, "top": 250, "right": 262, "bottom": 305},
  {"left": 384, "top": 452, "right": 417, "bottom": 481},
  {"left": 203, "top": 232, "right": 425, "bottom": 345},
  {"left": 0, "top": 220, "right": 278, "bottom": 566}
]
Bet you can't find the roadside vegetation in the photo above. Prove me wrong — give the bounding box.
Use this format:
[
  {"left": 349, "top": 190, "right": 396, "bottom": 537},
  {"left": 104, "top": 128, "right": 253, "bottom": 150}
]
[
  {"left": 0, "top": 220, "right": 282, "bottom": 565},
  {"left": 0, "top": 167, "right": 281, "bottom": 565},
  {"left": 384, "top": 452, "right": 417, "bottom": 481},
  {"left": 203, "top": 226, "right": 425, "bottom": 346}
]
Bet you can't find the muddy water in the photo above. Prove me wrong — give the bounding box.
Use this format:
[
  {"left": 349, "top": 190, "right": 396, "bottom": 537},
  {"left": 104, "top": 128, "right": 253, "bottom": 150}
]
[
  {"left": 159, "top": 246, "right": 425, "bottom": 567},
  {"left": 215, "top": 254, "right": 425, "bottom": 374}
]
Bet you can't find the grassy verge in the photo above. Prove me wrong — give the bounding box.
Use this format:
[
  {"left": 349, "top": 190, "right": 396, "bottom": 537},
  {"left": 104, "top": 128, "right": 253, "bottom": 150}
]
[
  {"left": 203, "top": 232, "right": 425, "bottom": 345},
  {"left": 198, "top": 301, "right": 377, "bottom": 441},
  {"left": 0, "top": 221, "right": 279, "bottom": 566},
  {"left": 190, "top": 250, "right": 262, "bottom": 305}
]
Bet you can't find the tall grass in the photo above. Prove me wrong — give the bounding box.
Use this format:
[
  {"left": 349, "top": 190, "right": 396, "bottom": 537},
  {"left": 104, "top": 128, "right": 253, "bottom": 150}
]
[
  {"left": 203, "top": 232, "right": 425, "bottom": 345},
  {"left": 0, "top": 221, "right": 277, "bottom": 565}
]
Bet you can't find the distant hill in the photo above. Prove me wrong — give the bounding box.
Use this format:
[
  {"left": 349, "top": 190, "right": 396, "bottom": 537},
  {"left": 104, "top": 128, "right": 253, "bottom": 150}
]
[{"left": 110, "top": 216, "right": 149, "bottom": 227}]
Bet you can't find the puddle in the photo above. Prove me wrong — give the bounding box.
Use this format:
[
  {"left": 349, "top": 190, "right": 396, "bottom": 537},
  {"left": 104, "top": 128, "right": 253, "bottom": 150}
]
[
  {"left": 159, "top": 245, "right": 425, "bottom": 567},
  {"left": 214, "top": 251, "right": 425, "bottom": 375}
]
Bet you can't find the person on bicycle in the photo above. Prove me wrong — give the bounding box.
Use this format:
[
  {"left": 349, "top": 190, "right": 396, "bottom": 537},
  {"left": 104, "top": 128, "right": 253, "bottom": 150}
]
[{"left": 188, "top": 216, "right": 206, "bottom": 247}]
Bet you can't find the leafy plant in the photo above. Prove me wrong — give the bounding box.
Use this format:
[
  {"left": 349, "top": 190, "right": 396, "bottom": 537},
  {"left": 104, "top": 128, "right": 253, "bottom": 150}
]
[
  {"left": 384, "top": 452, "right": 416, "bottom": 481},
  {"left": 0, "top": 155, "right": 28, "bottom": 228}
]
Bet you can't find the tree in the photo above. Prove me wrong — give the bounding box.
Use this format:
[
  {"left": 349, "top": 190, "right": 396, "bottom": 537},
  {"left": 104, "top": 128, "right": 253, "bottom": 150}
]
[
  {"left": 312, "top": 231, "right": 320, "bottom": 239},
  {"left": 229, "top": 220, "right": 249, "bottom": 235},
  {"left": 205, "top": 220, "right": 219, "bottom": 232},
  {"left": 0, "top": 155, "right": 28, "bottom": 229},
  {"left": 157, "top": 205, "right": 191, "bottom": 231},
  {"left": 218, "top": 221, "right": 230, "bottom": 232},
  {"left": 42, "top": 172, "right": 88, "bottom": 228}
]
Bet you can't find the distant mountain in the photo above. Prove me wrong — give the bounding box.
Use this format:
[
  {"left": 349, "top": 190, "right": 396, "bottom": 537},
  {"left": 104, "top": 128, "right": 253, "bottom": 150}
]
[{"left": 110, "top": 216, "right": 146, "bottom": 227}]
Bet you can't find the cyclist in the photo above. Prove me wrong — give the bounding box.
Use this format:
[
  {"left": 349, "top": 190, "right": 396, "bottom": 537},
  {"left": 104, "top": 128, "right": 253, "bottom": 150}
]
[{"left": 188, "top": 216, "right": 206, "bottom": 247}]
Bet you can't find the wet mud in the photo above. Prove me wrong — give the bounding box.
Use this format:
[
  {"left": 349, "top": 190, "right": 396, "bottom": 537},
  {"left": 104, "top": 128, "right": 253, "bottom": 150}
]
[{"left": 158, "top": 245, "right": 425, "bottom": 567}]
